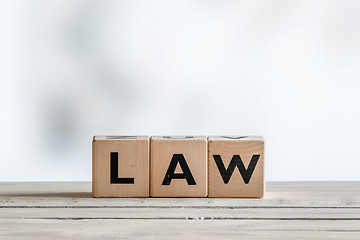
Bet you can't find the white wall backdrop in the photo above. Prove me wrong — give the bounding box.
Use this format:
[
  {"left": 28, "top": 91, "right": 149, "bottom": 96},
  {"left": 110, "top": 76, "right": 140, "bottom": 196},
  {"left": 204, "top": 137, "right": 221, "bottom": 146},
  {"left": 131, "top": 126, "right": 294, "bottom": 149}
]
[{"left": 1, "top": 0, "right": 360, "bottom": 181}]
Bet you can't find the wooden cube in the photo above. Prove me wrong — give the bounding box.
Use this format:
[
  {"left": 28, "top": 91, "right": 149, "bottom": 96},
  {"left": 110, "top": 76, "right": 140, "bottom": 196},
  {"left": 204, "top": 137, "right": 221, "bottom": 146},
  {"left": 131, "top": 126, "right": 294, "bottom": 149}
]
[
  {"left": 92, "top": 135, "right": 150, "bottom": 197},
  {"left": 208, "top": 136, "right": 264, "bottom": 198},
  {"left": 150, "top": 136, "right": 208, "bottom": 197}
]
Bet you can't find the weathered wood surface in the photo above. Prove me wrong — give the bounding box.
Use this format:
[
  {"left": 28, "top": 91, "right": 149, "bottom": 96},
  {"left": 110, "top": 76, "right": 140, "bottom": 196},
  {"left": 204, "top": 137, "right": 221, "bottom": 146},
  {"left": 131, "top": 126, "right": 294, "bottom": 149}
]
[{"left": 0, "top": 182, "right": 359, "bottom": 239}]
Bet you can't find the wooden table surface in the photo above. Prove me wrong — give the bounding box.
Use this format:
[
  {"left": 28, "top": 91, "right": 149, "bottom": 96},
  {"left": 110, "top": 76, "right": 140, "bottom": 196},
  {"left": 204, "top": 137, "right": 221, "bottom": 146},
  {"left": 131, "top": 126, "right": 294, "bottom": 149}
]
[{"left": 0, "top": 182, "right": 359, "bottom": 239}]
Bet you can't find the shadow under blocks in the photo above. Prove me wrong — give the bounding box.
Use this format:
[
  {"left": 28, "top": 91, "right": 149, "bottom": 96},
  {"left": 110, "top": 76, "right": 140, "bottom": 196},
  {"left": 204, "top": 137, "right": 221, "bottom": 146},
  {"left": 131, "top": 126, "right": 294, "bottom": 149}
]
[{"left": 92, "top": 135, "right": 264, "bottom": 198}]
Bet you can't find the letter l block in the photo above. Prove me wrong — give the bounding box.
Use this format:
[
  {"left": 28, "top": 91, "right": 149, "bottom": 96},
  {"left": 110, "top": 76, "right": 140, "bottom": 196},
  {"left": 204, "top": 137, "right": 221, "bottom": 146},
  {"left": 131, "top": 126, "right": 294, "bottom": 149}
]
[{"left": 92, "top": 136, "right": 150, "bottom": 197}]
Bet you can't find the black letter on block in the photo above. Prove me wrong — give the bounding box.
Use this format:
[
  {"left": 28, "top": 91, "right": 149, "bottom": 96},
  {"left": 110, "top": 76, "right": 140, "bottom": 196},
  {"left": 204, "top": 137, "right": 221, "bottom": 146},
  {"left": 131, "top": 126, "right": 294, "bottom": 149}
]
[
  {"left": 213, "top": 155, "right": 260, "bottom": 184},
  {"left": 162, "top": 154, "right": 196, "bottom": 185},
  {"left": 110, "top": 152, "right": 134, "bottom": 184}
]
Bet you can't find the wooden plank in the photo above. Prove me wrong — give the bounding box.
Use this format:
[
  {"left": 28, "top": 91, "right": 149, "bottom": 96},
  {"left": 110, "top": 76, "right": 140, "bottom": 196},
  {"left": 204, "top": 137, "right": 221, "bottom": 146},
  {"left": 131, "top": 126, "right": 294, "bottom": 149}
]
[
  {"left": 1, "top": 182, "right": 360, "bottom": 208},
  {"left": 2, "top": 181, "right": 360, "bottom": 195},
  {"left": 1, "top": 207, "right": 360, "bottom": 220},
  {"left": 0, "top": 219, "right": 359, "bottom": 240}
]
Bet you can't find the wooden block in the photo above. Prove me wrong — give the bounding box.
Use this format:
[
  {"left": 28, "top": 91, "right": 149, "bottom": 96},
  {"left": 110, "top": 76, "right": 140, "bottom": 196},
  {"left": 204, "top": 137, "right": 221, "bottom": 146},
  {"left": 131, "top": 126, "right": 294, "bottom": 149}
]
[
  {"left": 208, "top": 136, "right": 264, "bottom": 198},
  {"left": 92, "top": 136, "right": 150, "bottom": 197},
  {"left": 150, "top": 136, "right": 208, "bottom": 197}
]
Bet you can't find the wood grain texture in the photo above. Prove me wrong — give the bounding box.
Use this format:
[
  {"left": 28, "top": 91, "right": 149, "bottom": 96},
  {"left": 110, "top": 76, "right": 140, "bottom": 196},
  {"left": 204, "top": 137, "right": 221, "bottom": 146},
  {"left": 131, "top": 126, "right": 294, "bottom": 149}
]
[
  {"left": 92, "top": 136, "right": 150, "bottom": 197},
  {"left": 0, "top": 182, "right": 360, "bottom": 239},
  {"left": 1, "top": 182, "right": 360, "bottom": 239},
  {"left": 208, "top": 136, "right": 264, "bottom": 197},
  {"left": 2, "top": 206, "right": 360, "bottom": 219},
  {"left": 1, "top": 219, "right": 359, "bottom": 240},
  {"left": 1, "top": 182, "right": 360, "bottom": 208},
  {"left": 150, "top": 136, "right": 208, "bottom": 197}
]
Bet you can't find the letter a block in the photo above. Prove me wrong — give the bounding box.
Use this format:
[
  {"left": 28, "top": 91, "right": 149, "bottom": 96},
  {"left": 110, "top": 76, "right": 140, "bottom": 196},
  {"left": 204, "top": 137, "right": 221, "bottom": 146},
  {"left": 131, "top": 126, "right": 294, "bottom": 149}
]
[
  {"left": 208, "top": 136, "right": 264, "bottom": 198},
  {"left": 92, "top": 136, "right": 150, "bottom": 197},
  {"left": 150, "top": 136, "right": 207, "bottom": 197}
]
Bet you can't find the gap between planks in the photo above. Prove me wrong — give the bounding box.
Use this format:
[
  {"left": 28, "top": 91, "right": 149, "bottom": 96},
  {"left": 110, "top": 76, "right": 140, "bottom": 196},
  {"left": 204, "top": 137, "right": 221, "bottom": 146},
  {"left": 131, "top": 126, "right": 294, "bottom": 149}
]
[
  {"left": 24, "top": 217, "right": 360, "bottom": 221},
  {"left": 1, "top": 205, "right": 360, "bottom": 209}
]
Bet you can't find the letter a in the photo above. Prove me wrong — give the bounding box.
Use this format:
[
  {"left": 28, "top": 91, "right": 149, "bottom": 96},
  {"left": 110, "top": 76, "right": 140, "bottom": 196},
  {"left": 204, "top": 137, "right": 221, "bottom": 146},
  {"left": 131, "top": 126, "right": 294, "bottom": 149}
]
[{"left": 162, "top": 154, "right": 196, "bottom": 185}]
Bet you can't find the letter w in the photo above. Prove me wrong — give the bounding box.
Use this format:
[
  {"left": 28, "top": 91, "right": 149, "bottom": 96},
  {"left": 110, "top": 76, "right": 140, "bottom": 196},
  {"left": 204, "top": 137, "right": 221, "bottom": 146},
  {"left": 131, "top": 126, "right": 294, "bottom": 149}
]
[{"left": 213, "top": 155, "right": 260, "bottom": 184}]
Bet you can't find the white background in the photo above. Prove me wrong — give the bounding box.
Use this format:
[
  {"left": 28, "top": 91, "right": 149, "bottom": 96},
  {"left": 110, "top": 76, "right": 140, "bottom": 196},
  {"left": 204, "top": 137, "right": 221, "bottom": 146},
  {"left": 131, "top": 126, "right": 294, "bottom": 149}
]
[{"left": 1, "top": 0, "right": 360, "bottom": 181}]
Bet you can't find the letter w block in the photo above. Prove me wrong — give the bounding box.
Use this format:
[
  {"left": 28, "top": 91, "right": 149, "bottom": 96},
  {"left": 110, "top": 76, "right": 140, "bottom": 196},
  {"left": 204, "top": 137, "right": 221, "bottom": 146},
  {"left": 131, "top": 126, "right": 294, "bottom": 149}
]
[{"left": 208, "top": 136, "right": 264, "bottom": 198}]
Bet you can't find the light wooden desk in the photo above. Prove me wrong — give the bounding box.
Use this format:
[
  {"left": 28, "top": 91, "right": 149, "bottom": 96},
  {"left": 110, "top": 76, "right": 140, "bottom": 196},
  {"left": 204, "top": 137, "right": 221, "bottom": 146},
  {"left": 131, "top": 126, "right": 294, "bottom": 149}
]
[{"left": 0, "top": 182, "right": 359, "bottom": 239}]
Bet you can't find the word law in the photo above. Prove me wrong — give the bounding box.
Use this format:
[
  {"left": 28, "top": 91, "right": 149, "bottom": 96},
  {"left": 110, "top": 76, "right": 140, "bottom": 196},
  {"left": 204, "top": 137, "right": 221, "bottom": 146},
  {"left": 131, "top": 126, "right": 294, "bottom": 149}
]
[{"left": 92, "top": 135, "right": 264, "bottom": 198}]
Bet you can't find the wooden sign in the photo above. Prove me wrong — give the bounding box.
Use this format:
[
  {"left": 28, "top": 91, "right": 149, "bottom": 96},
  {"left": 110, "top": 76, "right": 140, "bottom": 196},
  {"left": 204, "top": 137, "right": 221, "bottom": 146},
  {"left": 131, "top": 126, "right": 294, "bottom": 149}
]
[{"left": 92, "top": 135, "right": 264, "bottom": 198}]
